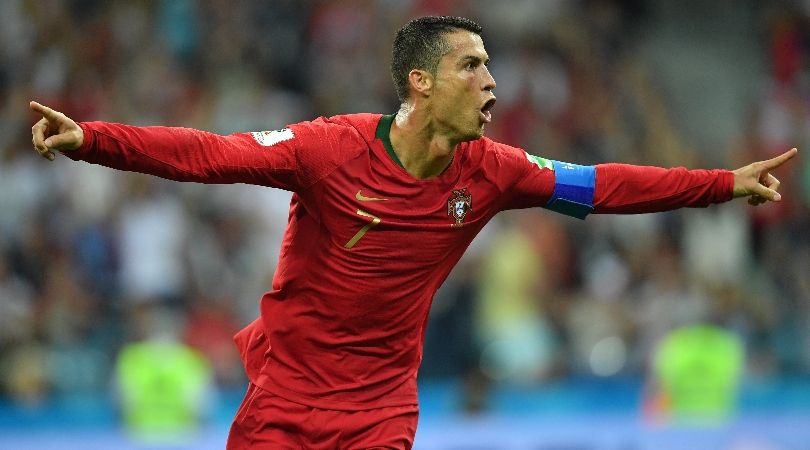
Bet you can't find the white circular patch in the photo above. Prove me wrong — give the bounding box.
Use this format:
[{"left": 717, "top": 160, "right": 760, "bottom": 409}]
[{"left": 251, "top": 128, "right": 294, "bottom": 146}]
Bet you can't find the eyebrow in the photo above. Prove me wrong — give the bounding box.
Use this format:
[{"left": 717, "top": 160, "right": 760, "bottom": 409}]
[{"left": 460, "top": 55, "right": 490, "bottom": 66}]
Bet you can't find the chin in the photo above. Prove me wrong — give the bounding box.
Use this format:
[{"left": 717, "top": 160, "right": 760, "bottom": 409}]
[
  {"left": 447, "top": 117, "right": 486, "bottom": 142},
  {"left": 459, "top": 124, "right": 485, "bottom": 141},
  {"left": 457, "top": 131, "right": 482, "bottom": 143}
]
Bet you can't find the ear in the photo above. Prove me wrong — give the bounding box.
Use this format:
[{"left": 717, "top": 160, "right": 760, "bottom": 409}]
[{"left": 407, "top": 69, "right": 433, "bottom": 98}]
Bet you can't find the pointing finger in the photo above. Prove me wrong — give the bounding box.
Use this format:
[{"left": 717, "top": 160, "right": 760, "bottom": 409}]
[
  {"left": 761, "top": 148, "right": 798, "bottom": 171},
  {"left": 29, "top": 101, "right": 62, "bottom": 122}
]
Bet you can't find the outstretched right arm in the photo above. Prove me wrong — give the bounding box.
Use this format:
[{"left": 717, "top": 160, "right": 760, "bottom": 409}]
[{"left": 29, "top": 101, "right": 349, "bottom": 192}]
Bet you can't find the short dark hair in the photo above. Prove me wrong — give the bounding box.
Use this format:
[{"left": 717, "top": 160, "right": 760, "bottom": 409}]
[{"left": 391, "top": 16, "right": 483, "bottom": 102}]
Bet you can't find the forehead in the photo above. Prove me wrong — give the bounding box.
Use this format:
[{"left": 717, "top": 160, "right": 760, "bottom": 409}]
[{"left": 441, "top": 30, "right": 488, "bottom": 62}]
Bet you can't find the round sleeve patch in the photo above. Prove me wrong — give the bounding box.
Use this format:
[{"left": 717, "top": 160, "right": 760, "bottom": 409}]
[{"left": 251, "top": 128, "right": 295, "bottom": 146}]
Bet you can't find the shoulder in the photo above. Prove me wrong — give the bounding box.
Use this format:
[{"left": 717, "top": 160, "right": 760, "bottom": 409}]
[
  {"left": 286, "top": 113, "right": 381, "bottom": 156},
  {"left": 307, "top": 113, "right": 382, "bottom": 145},
  {"left": 284, "top": 114, "right": 382, "bottom": 187},
  {"left": 460, "top": 136, "right": 531, "bottom": 168}
]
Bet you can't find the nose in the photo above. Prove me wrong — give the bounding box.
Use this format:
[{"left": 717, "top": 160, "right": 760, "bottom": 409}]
[{"left": 482, "top": 65, "right": 496, "bottom": 91}]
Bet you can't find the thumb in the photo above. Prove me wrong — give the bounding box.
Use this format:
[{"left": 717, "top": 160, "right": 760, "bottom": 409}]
[
  {"left": 44, "top": 132, "right": 74, "bottom": 150},
  {"left": 751, "top": 183, "right": 781, "bottom": 202}
]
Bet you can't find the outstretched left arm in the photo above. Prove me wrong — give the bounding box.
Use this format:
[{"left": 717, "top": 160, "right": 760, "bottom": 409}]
[
  {"left": 492, "top": 142, "right": 797, "bottom": 218},
  {"left": 592, "top": 148, "right": 798, "bottom": 215}
]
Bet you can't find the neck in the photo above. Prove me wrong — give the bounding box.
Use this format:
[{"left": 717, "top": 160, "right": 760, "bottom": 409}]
[{"left": 389, "top": 103, "right": 459, "bottom": 179}]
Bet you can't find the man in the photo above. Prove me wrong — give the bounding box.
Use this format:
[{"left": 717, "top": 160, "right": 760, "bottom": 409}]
[{"left": 30, "top": 15, "right": 795, "bottom": 450}]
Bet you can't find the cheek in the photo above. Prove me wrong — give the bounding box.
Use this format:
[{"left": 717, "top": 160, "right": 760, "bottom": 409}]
[
  {"left": 436, "top": 76, "right": 475, "bottom": 114},
  {"left": 453, "top": 76, "right": 478, "bottom": 105}
]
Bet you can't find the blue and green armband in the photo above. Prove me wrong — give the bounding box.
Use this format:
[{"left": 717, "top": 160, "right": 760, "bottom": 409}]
[{"left": 545, "top": 160, "right": 596, "bottom": 219}]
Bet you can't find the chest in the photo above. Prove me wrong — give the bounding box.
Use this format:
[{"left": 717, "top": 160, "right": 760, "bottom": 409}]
[{"left": 306, "top": 155, "right": 500, "bottom": 261}]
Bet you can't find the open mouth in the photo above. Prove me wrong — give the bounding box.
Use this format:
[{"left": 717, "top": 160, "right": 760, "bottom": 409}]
[{"left": 480, "top": 98, "right": 496, "bottom": 123}]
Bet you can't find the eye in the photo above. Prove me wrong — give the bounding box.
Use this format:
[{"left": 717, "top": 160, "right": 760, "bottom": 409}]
[{"left": 465, "top": 61, "right": 476, "bottom": 71}]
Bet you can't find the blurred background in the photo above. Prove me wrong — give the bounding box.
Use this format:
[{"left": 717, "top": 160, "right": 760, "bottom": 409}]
[{"left": 1, "top": 0, "right": 810, "bottom": 448}]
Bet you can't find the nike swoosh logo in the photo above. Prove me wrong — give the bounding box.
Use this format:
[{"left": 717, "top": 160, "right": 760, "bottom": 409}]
[{"left": 355, "top": 190, "right": 388, "bottom": 202}]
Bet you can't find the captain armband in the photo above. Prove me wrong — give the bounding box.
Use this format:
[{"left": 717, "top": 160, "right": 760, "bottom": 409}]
[{"left": 544, "top": 160, "right": 596, "bottom": 220}]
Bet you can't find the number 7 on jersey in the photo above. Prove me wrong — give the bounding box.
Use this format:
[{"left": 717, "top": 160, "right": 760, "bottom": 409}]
[{"left": 344, "top": 210, "right": 381, "bottom": 249}]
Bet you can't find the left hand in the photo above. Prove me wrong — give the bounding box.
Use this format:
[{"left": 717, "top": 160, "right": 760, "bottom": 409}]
[{"left": 732, "top": 148, "right": 798, "bottom": 206}]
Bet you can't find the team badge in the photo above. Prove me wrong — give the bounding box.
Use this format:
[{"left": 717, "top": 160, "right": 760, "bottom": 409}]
[{"left": 447, "top": 188, "right": 472, "bottom": 226}]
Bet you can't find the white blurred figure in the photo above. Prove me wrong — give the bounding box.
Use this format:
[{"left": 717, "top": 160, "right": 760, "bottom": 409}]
[
  {"left": 683, "top": 205, "right": 750, "bottom": 288},
  {"left": 117, "top": 178, "right": 188, "bottom": 303},
  {"left": 567, "top": 249, "right": 631, "bottom": 377}
]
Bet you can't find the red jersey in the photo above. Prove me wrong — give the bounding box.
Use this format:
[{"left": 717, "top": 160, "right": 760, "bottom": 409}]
[{"left": 71, "top": 113, "right": 733, "bottom": 410}]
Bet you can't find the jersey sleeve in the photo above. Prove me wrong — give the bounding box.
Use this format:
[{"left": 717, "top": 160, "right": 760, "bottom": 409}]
[
  {"left": 592, "top": 163, "right": 734, "bottom": 214},
  {"left": 493, "top": 141, "right": 734, "bottom": 218},
  {"left": 491, "top": 142, "right": 556, "bottom": 211},
  {"left": 69, "top": 117, "right": 362, "bottom": 192}
]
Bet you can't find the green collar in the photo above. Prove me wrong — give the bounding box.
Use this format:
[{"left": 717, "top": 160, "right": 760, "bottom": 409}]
[{"left": 375, "top": 114, "right": 404, "bottom": 168}]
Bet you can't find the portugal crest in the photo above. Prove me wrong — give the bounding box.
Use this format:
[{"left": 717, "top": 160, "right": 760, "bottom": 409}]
[{"left": 447, "top": 188, "right": 472, "bottom": 226}]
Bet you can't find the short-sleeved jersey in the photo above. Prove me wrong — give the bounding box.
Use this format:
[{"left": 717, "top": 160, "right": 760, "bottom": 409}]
[{"left": 72, "top": 113, "right": 732, "bottom": 410}]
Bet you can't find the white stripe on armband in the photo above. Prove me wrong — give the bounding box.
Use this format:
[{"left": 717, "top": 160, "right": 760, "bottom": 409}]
[{"left": 544, "top": 160, "right": 596, "bottom": 220}]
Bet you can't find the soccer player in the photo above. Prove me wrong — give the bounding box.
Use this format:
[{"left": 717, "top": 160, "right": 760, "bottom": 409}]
[{"left": 30, "top": 15, "right": 795, "bottom": 450}]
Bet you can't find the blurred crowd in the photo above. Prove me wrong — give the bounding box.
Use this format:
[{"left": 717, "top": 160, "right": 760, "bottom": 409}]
[{"left": 1, "top": 0, "right": 809, "bottom": 413}]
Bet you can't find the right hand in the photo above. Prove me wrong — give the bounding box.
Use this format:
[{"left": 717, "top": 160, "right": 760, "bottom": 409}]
[{"left": 30, "top": 101, "right": 84, "bottom": 161}]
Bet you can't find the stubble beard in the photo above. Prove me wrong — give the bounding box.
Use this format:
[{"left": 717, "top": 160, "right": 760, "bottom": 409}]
[{"left": 458, "top": 111, "right": 487, "bottom": 141}]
